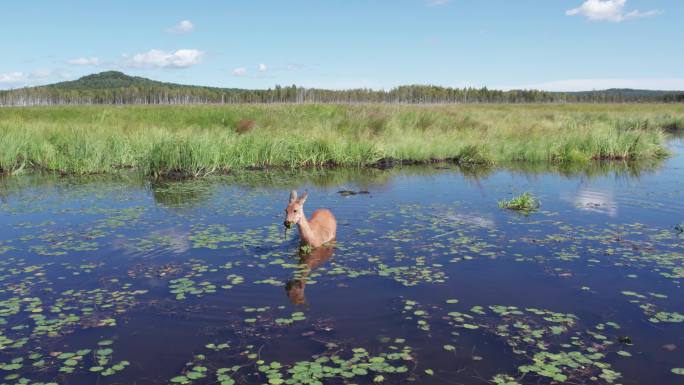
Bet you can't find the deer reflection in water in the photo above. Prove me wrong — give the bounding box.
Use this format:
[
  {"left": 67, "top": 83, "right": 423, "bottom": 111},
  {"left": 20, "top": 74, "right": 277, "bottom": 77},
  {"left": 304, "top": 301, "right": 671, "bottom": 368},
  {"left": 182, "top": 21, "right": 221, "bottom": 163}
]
[{"left": 285, "top": 245, "right": 335, "bottom": 305}]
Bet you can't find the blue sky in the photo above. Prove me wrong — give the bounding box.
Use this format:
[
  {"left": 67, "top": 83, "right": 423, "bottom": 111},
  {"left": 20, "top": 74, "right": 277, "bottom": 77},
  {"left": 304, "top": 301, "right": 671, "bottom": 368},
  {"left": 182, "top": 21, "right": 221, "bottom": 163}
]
[{"left": 1, "top": 0, "right": 682, "bottom": 91}]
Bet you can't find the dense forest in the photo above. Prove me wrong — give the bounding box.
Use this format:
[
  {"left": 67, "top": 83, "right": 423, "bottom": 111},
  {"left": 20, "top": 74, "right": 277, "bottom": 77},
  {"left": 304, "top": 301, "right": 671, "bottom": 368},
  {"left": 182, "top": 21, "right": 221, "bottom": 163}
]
[{"left": 1, "top": 71, "right": 683, "bottom": 106}]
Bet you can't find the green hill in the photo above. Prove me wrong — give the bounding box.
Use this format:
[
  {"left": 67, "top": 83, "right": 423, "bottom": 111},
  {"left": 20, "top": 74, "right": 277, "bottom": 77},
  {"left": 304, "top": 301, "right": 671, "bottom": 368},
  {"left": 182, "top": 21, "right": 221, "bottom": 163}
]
[{"left": 47, "top": 71, "right": 168, "bottom": 89}]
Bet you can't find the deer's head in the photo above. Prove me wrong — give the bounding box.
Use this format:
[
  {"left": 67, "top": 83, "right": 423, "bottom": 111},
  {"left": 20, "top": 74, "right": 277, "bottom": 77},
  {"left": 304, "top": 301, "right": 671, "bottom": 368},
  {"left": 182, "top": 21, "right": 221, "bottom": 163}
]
[{"left": 284, "top": 190, "right": 307, "bottom": 228}]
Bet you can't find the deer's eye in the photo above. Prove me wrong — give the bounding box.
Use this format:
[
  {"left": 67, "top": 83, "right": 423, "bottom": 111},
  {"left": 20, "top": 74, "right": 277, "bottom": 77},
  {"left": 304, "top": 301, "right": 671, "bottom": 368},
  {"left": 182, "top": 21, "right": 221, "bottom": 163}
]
[{"left": 293, "top": 209, "right": 298, "bottom": 213}]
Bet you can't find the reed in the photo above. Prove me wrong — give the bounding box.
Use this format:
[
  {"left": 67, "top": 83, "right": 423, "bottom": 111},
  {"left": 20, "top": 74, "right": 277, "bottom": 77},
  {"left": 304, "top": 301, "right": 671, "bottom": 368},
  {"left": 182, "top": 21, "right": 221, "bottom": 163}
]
[{"left": 0, "top": 104, "right": 680, "bottom": 177}]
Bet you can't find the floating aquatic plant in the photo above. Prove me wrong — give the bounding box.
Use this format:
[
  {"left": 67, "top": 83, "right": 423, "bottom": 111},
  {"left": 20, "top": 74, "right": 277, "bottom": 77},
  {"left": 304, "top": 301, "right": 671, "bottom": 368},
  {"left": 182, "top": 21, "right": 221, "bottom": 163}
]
[{"left": 400, "top": 299, "right": 431, "bottom": 332}]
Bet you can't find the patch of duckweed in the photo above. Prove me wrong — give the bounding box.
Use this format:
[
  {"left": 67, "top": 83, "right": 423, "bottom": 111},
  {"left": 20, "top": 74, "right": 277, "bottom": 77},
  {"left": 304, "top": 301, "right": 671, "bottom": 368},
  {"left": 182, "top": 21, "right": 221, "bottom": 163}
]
[
  {"left": 127, "top": 262, "right": 183, "bottom": 279},
  {"left": 170, "top": 354, "right": 209, "bottom": 384},
  {"left": 376, "top": 261, "right": 447, "bottom": 287},
  {"left": 0, "top": 242, "right": 14, "bottom": 255},
  {"left": 0, "top": 340, "right": 130, "bottom": 382},
  {"left": 205, "top": 341, "right": 231, "bottom": 351},
  {"left": 189, "top": 224, "right": 233, "bottom": 249},
  {"left": 167, "top": 338, "right": 416, "bottom": 385},
  {"left": 222, "top": 274, "right": 245, "bottom": 289},
  {"left": 400, "top": 299, "right": 431, "bottom": 332},
  {"left": 275, "top": 312, "right": 307, "bottom": 326},
  {"left": 89, "top": 340, "right": 130, "bottom": 376},
  {"left": 620, "top": 289, "right": 684, "bottom": 323},
  {"left": 254, "top": 277, "right": 284, "bottom": 286},
  {"left": 234, "top": 305, "right": 308, "bottom": 329},
  {"left": 447, "top": 305, "right": 624, "bottom": 384},
  {"left": 0, "top": 283, "right": 146, "bottom": 344},
  {"left": 649, "top": 311, "right": 684, "bottom": 324},
  {"left": 271, "top": 346, "right": 413, "bottom": 385},
  {"left": 164, "top": 260, "right": 243, "bottom": 299},
  {"left": 169, "top": 278, "right": 217, "bottom": 300},
  {"left": 189, "top": 223, "right": 278, "bottom": 250},
  {"left": 492, "top": 373, "right": 522, "bottom": 385}
]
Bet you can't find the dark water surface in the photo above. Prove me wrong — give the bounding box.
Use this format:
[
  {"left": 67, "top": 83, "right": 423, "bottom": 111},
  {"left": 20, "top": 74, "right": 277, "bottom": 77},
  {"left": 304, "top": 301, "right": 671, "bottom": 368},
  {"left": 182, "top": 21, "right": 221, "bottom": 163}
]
[{"left": 1, "top": 140, "right": 683, "bottom": 385}]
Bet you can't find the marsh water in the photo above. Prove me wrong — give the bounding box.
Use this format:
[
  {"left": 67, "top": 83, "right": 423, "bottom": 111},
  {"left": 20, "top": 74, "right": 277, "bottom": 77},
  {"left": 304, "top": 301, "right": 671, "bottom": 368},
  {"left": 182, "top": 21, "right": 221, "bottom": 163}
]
[{"left": 1, "top": 140, "right": 683, "bottom": 385}]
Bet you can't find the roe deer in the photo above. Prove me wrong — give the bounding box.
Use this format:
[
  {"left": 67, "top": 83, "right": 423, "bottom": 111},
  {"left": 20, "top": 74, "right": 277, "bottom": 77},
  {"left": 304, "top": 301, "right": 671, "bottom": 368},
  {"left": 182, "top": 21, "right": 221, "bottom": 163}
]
[{"left": 283, "top": 190, "right": 336, "bottom": 248}]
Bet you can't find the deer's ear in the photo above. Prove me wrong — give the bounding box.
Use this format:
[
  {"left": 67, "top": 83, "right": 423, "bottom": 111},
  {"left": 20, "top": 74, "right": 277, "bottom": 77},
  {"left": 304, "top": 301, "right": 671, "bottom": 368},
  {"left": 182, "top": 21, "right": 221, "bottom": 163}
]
[
  {"left": 298, "top": 192, "right": 308, "bottom": 204},
  {"left": 289, "top": 190, "right": 298, "bottom": 203}
]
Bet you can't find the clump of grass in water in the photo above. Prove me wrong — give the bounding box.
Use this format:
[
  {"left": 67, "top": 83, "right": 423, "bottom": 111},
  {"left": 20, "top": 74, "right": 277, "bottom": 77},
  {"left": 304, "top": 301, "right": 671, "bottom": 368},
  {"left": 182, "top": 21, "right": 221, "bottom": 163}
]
[{"left": 498, "top": 192, "right": 541, "bottom": 213}]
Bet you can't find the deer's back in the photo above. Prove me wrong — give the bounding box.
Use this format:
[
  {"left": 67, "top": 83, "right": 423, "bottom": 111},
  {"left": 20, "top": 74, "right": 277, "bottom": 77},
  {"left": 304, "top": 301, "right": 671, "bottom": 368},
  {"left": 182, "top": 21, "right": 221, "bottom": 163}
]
[{"left": 309, "top": 209, "right": 337, "bottom": 242}]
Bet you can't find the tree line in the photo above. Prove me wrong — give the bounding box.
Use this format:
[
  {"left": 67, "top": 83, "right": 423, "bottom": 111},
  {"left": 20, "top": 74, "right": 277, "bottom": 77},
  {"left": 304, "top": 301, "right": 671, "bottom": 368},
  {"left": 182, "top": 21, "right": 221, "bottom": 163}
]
[{"left": 1, "top": 72, "right": 682, "bottom": 106}]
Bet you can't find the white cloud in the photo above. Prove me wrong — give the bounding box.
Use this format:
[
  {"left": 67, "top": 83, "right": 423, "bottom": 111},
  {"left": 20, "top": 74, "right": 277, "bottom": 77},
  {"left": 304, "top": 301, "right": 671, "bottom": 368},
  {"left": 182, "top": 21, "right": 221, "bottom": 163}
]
[
  {"left": 0, "top": 72, "right": 27, "bottom": 84},
  {"left": 0, "top": 69, "right": 72, "bottom": 89},
  {"left": 258, "top": 63, "right": 267, "bottom": 72},
  {"left": 0, "top": 70, "right": 63, "bottom": 84},
  {"left": 167, "top": 20, "right": 194, "bottom": 33},
  {"left": 128, "top": 49, "right": 204, "bottom": 69},
  {"left": 566, "top": 0, "right": 661, "bottom": 22},
  {"left": 68, "top": 57, "right": 100, "bottom": 66},
  {"left": 426, "top": 0, "right": 449, "bottom": 6},
  {"left": 501, "top": 78, "right": 684, "bottom": 92},
  {"left": 232, "top": 67, "right": 247, "bottom": 76},
  {"left": 30, "top": 69, "right": 54, "bottom": 78}
]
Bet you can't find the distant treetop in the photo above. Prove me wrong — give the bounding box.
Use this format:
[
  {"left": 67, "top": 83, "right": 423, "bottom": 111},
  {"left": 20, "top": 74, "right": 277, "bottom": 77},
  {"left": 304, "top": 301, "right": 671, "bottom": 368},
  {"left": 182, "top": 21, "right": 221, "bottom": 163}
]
[{"left": 1, "top": 71, "right": 682, "bottom": 106}]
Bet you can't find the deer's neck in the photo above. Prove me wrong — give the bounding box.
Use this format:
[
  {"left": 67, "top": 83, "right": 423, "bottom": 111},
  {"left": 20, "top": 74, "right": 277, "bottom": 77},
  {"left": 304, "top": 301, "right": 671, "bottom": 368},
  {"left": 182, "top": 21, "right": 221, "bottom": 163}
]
[{"left": 297, "top": 213, "right": 317, "bottom": 246}]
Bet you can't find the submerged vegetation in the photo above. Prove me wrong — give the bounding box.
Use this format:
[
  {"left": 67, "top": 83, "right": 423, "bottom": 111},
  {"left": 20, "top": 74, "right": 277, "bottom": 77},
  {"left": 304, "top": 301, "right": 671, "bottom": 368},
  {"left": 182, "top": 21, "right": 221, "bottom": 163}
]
[{"left": 0, "top": 104, "right": 681, "bottom": 177}]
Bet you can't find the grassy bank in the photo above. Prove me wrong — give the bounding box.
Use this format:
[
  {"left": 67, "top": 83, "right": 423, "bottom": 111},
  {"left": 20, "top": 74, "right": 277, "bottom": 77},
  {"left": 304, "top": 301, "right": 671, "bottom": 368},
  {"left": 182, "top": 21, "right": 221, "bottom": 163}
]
[{"left": 0, "top": 104, "right": 682, "bottom": 177}]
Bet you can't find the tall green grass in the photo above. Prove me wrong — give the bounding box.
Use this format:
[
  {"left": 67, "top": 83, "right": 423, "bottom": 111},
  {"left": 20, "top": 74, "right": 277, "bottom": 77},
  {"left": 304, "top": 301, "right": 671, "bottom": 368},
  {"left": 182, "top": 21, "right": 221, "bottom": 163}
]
[{"left": 0, "top": 104, "right": 680, "bottom": 177}]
